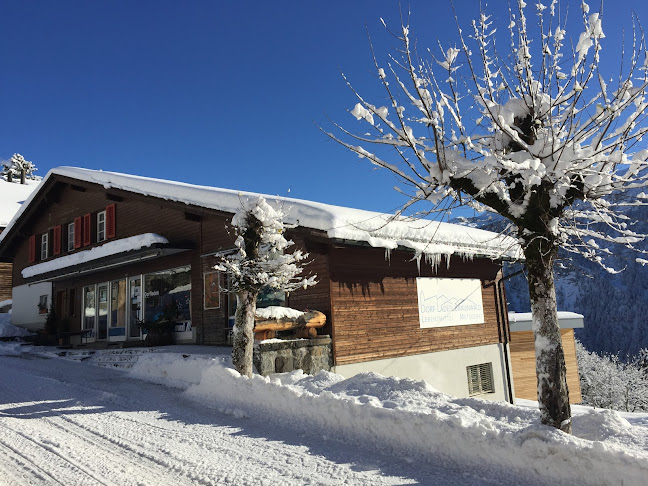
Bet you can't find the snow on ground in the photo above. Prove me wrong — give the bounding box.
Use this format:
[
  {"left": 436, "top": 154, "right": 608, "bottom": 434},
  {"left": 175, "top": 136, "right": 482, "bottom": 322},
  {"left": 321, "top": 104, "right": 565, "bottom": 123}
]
[
  {"left": 0, "top": 313, "right": 32, "bottom": 338},
  {"left": 1, "top": 343, "right": 647, "bottom": 485}
]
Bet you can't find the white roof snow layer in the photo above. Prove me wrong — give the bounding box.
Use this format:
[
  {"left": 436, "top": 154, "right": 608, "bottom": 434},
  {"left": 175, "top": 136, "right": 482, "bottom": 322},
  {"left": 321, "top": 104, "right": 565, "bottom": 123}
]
[
  {"left": 0, "top": 177, "right": 41, "bottom": 227},
  {"left": 2, "top": 167, "right": 522, "bottom": 262}
]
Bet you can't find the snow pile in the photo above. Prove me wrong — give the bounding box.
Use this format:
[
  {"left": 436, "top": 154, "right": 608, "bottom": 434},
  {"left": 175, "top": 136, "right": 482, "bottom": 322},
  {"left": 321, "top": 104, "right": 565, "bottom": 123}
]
[
  {"left": 0, "top": 176, "right": 40, "bottom": 227},
  {"left": 255, "top": 306, "right": 304, "bottom": 320},
  {"left": 1, "top": 167, "right": 522, "bottom": 263},
  {"left": 127, "top": 352, "right": 648, "bottom": 486},
  {"left": 22, "top": 233, "right": 169, "bottom": 278},
  {"left": 0, "top": 341, "right": 30, "bottom": 356},
  {"left": 0, "top": 314, "right": 32, "bottom": 338}
]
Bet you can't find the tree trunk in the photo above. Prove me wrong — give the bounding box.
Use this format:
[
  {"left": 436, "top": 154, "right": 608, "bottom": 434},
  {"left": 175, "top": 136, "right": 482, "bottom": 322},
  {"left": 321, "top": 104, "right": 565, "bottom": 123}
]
[
  {"left": 525, "top": 243, "right": 572, "bottom": 433},
  {"left": 232, "top": 290, "right": 257, "bottom": 377}
]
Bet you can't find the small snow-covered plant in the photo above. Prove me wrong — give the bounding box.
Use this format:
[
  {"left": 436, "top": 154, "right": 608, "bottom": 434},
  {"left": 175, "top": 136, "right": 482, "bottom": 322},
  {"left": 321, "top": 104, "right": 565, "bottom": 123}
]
[
  {"left": 1, "top": 153, "right": 38, "bottom": 183},
  {"left": 576, "top": 340, "right": 648, "bottom": 412},
  {"left": 216, "top": 197, "right": 317, "bottom": 377},
  {"left": 328, "top": 1, "right": 648, "bottom": 432}
]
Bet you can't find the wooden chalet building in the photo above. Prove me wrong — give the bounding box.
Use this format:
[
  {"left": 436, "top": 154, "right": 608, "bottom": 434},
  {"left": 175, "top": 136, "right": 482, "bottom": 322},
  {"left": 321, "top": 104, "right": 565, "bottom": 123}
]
[{"left": 0, "top": 167, "right": 523, "bottom": 402}]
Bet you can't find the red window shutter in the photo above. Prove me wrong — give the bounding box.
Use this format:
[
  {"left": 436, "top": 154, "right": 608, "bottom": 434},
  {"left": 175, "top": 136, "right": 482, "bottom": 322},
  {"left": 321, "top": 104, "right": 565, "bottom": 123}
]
[
  {"left": 106, "top": 204, "right": 116, "bottom": 239},
  {"left": 28, "top": 235, "right": 36, "bottom": 263},
  {"left": 53, "top": 225, "right": 62, "bottom": 256},
  {"left": 74, "top": 216, "right": 83, "bottom": 249},
  {"left": 83, "top": 213, "right": 91, "bottom": 246}
]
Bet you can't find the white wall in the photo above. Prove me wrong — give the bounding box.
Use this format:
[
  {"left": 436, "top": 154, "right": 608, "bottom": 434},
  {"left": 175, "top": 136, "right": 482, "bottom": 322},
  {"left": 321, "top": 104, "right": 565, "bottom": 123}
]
[
  {"left": 333, "top": 343, "right": 514, "bottom": 402},
  {"left": 12, "top": 282, "right": 52, "bottom": 331}
]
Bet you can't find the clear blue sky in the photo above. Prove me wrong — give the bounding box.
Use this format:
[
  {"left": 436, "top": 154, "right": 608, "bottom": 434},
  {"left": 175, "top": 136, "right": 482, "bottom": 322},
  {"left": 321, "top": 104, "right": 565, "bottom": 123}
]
[{"left": 2, "top": 0, "right": 646, "bottom": 216}]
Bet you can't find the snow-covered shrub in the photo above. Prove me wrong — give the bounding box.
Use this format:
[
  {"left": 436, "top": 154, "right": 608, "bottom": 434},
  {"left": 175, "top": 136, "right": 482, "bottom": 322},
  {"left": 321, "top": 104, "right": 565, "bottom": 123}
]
[
  {"left": 216, "top": 197, "right": 317, "bottom": 376},
  {"left": 576, "top": 340, "right": 648, "bottom": 412}
]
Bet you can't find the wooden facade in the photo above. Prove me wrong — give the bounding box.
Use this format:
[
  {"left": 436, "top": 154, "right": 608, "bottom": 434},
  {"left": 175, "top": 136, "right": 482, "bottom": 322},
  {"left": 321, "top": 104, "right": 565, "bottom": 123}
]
[
  {"left": 328, "top": 246, "right": 508, "bottom": 366},
  {"left": 509, "top": 329, "right": 582, "bottom": 403},
  {"left": 0, "top": 170, "right": 513, "bottom": 381},
  {"left": 0, "top": 227, "right": 12, "bottom": 302}
]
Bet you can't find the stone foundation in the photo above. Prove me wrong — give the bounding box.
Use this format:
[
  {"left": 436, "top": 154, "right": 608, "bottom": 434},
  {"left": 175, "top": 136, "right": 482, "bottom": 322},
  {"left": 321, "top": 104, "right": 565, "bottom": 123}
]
[{"left": 254, "top": 336, "right": 332, "bottom": 376}]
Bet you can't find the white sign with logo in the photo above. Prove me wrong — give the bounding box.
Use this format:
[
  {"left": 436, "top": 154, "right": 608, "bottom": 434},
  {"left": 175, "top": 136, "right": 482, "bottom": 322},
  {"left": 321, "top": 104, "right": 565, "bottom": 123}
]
[{"left": 416, "top": 278, "right": 485, "bottom": 328}]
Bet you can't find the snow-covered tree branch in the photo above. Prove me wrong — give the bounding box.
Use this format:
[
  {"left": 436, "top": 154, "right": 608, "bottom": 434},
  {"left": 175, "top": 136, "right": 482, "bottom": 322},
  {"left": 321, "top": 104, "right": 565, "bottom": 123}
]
[
  {"left": 327, "top": 1, "right": 648, "bottom": 433},
  {"left": 1, "top": 153, "right": 38, "bottom": 184},
  {"left": 216, "top": 197, "right": 317, "bottom": 377}
]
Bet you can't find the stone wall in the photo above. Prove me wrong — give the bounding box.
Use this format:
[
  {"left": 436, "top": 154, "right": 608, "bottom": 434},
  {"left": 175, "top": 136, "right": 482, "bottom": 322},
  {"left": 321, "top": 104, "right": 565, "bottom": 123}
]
[{"left": 254, "top": 336, "right": 332, "bottom": 376}]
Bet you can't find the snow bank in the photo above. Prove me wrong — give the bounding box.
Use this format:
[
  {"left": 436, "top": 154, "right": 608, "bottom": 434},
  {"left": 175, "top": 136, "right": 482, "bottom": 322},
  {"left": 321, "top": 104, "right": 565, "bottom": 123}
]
[
  {"left": 0, "top": 314, "right": 32, "bottom": 338},
  {"left": 0, "top": 341, "right": 30, "bottom": 355},
  {"left": 127, "top": 352, "right": 648, "bottom": 486},
  {"left": 22, "top": 233, "right": 169, "bottom": 278},
  {"left": 2, "top": 167, "right": 522, "bottom": 263}
]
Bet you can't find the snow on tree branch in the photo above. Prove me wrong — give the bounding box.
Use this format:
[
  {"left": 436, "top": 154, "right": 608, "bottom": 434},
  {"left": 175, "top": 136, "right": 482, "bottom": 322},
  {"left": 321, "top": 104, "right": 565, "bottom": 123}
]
[
  {"left": 327, "top": 0, "right": 648, "bottom": 271},
  {"left": 215, "top": 196, "right": 317, "bottom": 295}
]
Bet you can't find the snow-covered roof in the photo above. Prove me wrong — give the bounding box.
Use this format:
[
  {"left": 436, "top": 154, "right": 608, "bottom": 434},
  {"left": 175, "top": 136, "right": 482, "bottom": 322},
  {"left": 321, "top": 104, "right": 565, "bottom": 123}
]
[
  {"left": 0, "top": 177, "right": 41, "bottom": 228},
  {"left": 2, "top": 167, "right": 522, "bottom": 262},
  {"left": 508, "top": 311, "right": 584, "bottom": 332},
  {"left": 22, "top": 233, "right": 169, "bottom": 279}
]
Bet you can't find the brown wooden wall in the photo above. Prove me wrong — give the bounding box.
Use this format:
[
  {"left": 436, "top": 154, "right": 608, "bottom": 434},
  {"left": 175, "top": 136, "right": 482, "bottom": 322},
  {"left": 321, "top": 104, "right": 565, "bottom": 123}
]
[
  {"left": 0, "top": 262, "right": 11, "bottom": 302},
  {"left": 509, "top": 329, "right": 582, "bottom": 403},
  {"left": 328, "top": 246, "right": 506, "bottom": 366}
]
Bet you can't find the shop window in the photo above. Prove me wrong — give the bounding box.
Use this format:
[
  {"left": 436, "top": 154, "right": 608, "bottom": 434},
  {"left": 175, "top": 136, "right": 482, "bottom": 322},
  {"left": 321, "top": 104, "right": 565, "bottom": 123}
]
[
  {"left": 97, "top": 211, "right": 106, "bottom": 242},
  {"left": 144, "top": 266, "right": 191, "bottom": 324},
  {"left": 67, "top": 222, "right": 75, "bottom": 251}
]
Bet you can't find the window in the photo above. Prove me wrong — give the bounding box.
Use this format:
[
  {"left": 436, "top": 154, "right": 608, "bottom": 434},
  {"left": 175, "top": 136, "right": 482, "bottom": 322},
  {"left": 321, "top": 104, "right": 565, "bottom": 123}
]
[
  {"left": 83, "top": 285, "right": 96, "bottom": 333},
  {"left": 97, "top": 211, "right": 106, "bottom": 242},
  {"left": 144, "top": 266, "right": 191, "bottom": 324},
  {"left": 41, "top": 233, "right": 49, "bottom": 260},
  {"left": 467, "top": 363, "right": 494, "bottom": 396},
  {"left": 67, "top": 222, "right": 75, "bottom": 251},
  {"left": 38, "top": 295, "right": 48, "bottom": 314}
]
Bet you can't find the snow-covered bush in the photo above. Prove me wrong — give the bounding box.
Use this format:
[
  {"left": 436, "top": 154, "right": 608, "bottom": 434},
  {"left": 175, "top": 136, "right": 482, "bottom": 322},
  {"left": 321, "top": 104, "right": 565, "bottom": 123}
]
[
  {"left": 216, "top": 197, "right": 317, "bottom": 376},
  {"left": 576, "top": 340, "right": 648, "bottom": 412}
]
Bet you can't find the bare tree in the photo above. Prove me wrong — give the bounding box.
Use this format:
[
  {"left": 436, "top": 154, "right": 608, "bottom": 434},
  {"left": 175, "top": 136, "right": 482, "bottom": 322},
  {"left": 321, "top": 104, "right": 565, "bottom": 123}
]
[
  {"left": 216, "top": 197, "right": 317, "bottom": 377},
  {"left": 327, "top": 1, "right": 648, "bottom": 433}
]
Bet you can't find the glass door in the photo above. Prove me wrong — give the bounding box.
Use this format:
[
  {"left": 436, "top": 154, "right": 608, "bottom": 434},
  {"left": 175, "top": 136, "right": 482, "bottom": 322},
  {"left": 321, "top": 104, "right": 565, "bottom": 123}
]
[
  {"left": 83, "top": 285, "right": 96, "bottom": 341},
  {"left": 97, "top": 283, "right": 109, "bottom": 340},
  {"left": 109, "top": 279, "right": 127, "bottom": 341},
  {"left": 128, "top": 277, "right": 142, "bottom": 339}
]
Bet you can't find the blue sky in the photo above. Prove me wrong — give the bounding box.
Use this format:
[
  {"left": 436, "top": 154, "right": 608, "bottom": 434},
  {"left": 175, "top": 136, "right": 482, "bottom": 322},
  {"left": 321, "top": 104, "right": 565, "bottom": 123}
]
[{"left": 2, "top": 0, "right": 647, "bottom": 217}]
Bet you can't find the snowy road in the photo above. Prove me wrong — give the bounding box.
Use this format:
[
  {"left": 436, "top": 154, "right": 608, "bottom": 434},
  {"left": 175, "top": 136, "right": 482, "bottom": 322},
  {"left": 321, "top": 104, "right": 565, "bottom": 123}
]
[{"left": 0, "top": 354, "right": 520, "bottom": 486}]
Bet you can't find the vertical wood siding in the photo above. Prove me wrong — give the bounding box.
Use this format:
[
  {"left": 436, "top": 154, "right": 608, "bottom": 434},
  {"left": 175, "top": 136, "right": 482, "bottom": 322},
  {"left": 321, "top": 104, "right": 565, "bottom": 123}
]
[
  {"left": 509, "top": 329, "right": 582, "bottom": 403},
  {"left": 328, "top": 246, "right": 504, "bottom": 366}
]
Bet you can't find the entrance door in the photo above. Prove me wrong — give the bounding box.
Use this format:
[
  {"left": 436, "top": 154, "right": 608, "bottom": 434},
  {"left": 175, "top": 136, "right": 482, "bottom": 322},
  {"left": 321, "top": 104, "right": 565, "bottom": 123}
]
[
  {"left": 128, "top": 277, "right": 142, "bottom": 340},
  {"left": 83, "top": 285, "right": 96, "bottom": 341},
  {"left": 97, "top": 283, "right": 109, "bottom": 340},
  {"left": 109, "top": 279, "right": 127, "bottom": 341}
]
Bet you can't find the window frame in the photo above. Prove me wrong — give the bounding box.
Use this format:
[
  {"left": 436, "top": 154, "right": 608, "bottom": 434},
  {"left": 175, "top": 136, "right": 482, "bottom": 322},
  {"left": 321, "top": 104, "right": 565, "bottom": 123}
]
[
  {"left": 466, "top": 362, "right": 495, "bottom": 396},
  {"left": 40, "top": 233, "right": 49, "bottom": 260},
  {"left": 67, "top": 222, "right": 75, "bottom": 252},
  {"left": 97, "top": 210, "right": 106, "bottom": 242}
]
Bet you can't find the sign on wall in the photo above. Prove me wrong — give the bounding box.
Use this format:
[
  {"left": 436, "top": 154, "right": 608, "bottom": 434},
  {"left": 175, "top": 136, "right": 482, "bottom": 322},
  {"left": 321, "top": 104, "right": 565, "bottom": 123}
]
[{"left": 416, "top": 278, "right": 485, "bottom": 328}]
